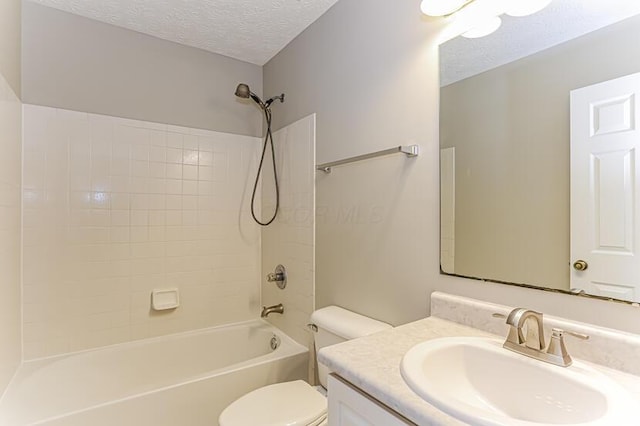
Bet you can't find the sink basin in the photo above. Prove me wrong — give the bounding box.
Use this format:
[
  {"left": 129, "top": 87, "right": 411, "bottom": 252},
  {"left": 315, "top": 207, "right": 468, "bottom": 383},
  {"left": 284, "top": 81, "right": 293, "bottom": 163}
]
[{"left": 400, "top": 337, "right": 636, "bottom": 425}]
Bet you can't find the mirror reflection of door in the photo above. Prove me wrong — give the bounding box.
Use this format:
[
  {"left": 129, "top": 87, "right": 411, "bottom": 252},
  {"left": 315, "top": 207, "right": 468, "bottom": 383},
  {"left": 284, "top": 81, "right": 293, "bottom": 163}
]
[
  {"left": 439, "top": 6, "right": 640, "bottom": 304},
  {"left": 570, "top": 72, "right": 640, "bottom": 301}
]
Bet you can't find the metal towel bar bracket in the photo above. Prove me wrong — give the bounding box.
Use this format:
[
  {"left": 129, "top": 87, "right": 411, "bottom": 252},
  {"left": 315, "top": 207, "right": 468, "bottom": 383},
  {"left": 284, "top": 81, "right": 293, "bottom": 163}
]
[{"left": 316, "top": 145, "right": 419, "bottom": 173}]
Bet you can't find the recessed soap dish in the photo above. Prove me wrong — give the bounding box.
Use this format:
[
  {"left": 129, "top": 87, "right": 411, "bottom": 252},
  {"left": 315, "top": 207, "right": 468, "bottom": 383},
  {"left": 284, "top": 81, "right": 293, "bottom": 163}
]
[{"left": 152, "top": 288, "right": 179, "bottom": 311}]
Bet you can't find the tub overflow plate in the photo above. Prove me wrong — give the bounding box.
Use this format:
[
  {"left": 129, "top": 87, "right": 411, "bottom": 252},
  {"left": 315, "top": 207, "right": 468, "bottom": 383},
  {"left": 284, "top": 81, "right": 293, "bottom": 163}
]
[{"left": 270, "top": 335, "right": 281, "bottom": 351}]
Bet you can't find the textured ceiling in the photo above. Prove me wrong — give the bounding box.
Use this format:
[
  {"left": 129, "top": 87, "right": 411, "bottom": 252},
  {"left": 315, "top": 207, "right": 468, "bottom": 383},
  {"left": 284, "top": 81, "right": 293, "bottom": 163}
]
[
  {"left": 28, "top": 0, "right": 340, "bottom": 65},
  {"left": 440, "top": 0, "right": 640, "bottom": 86}
]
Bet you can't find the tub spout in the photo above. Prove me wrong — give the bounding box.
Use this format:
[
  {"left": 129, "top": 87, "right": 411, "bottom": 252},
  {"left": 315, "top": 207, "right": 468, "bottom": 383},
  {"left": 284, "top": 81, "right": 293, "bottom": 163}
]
[{"left": 261, "top": 304, "right": 284, "bottom": 318}]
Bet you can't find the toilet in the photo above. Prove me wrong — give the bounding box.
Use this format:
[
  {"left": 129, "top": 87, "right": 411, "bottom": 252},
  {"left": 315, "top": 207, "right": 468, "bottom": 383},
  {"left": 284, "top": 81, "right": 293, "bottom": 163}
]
[{"left": 218, "top": 306, "right": 392, "bottom": 426}]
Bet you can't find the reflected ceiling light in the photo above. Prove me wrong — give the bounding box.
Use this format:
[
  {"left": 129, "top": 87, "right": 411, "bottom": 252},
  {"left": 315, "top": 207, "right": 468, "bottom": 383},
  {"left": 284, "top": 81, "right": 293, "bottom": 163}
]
[
  {"left": 426, "top": 0, "right": 554, "bottom": 40},
  {"left": 505, "top": 0, "right": 552, "bottom": 17},
  {"left": 420, "top": 0, "right": 469, "bottom": 17},
  {"left": 461, "top": 15, "right": 502, "bottom": 38}
]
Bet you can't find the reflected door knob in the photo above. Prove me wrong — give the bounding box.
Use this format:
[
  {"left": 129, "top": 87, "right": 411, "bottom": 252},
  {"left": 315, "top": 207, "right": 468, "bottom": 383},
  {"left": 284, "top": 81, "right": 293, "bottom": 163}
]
[{"left": 573, "top": 260, "right": 588, "bottom": 271}]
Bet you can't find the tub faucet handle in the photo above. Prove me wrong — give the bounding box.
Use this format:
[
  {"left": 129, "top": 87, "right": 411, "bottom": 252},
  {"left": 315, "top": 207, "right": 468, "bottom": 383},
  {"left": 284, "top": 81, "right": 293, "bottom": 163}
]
[{"left": 266, "top": 265, "right": 287, "bottom": 289}]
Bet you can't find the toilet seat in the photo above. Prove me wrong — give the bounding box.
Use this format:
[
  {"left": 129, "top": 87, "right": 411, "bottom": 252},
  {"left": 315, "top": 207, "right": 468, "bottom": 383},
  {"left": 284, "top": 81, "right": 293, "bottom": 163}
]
[{"left": 218, "top": 380, "right": 327, "bottom": 426}]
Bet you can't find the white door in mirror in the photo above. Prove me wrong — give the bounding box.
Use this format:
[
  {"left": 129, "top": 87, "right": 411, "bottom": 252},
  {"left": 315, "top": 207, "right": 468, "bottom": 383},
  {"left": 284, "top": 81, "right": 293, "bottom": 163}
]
[{"left": 570, "top": 72, "right": 640, "bottom": 302}]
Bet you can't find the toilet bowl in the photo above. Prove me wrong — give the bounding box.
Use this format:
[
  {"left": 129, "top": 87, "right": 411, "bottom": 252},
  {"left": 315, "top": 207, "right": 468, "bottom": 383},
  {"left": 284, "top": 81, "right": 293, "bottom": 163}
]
[
  {"left": 218, "top": 306, "right": 391, "bottom": 426},
  {"left": 219, "top": 380, "right": 327, "bottom": 426}
]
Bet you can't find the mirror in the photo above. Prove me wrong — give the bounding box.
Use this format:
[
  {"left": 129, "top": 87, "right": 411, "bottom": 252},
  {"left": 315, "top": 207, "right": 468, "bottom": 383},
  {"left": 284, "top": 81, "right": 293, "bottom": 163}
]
[{"left": 439, "top": 0, "right": 640, "bottom": 303}]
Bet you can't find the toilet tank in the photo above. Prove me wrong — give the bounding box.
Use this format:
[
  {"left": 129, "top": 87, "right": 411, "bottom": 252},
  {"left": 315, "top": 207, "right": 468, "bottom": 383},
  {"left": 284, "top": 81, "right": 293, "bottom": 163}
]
[{"left": 310, "top": 306, "right": 392, "bottom": 387}]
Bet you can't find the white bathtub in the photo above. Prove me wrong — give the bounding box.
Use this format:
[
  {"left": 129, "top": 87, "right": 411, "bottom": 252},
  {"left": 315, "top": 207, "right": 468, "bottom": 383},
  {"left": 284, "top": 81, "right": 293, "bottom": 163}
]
[{"left": 0, "top": 320, "right": 308, "bottom": 426}]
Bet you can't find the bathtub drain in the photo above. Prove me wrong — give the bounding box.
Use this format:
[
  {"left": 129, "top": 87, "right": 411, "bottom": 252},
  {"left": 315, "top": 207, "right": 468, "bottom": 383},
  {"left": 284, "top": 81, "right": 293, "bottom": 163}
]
[{"left": 270, "top": 335, "right": 281, "bottom": 351}]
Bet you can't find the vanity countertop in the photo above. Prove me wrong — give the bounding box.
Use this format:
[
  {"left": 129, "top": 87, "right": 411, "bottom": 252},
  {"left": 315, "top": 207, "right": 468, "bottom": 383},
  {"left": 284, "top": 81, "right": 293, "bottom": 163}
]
[{"left": 318, "top": 316, "right": 640, "bottom": 426}]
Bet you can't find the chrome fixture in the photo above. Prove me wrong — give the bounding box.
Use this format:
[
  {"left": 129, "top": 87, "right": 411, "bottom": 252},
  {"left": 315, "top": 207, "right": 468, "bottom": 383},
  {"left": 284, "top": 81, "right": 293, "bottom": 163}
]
[
  {"left": 234, "top": 83, "right": 285, "bottom": 226},
  {"left": 266, "top": 264, "right": 287, "bottom": 289},
  {"left": 316, "top": 145, "right": 419, "bottom": 173},
  {"left": 493, "top": 309, "right": 589, "bottom": 367},
  {"left": 261, "top": 303, "right": 284, "bottom": 318}
]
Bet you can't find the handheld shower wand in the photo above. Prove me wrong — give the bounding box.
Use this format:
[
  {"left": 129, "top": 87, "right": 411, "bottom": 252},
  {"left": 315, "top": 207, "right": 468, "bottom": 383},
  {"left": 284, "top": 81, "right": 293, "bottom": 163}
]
[
  {"left": 235, "top": 83, "right": 284, "bottom": 110},
  {"left": 235, "top": 83, "right": 285, "bottom": 226}
]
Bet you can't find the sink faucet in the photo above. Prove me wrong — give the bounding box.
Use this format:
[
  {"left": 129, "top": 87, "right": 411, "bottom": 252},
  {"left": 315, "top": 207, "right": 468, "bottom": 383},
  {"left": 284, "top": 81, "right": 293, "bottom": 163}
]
[
  {"left": 505, "top": 308, "right": 546, "bottom": 350},
  {"left": 261, "top": 303, "right": 284, "bottom": 318},
  {"left": 494, "top": 308, "right": 589, "bottom": 367}
]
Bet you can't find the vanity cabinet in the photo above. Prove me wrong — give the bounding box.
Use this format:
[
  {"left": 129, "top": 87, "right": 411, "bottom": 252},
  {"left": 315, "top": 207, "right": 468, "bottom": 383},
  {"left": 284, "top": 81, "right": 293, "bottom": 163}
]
[{"left": 327, "top": 374, "right": 415, "bottom": 426}]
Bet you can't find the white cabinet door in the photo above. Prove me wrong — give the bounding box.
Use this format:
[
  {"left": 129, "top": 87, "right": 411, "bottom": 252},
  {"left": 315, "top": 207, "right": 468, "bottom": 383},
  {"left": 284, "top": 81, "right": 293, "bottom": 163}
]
[
  {"left": 570, "top": 72, "right": 640, "bottom": 301},
  {"left": 327, "top": 375, "right": 413, "bottom": 426}
]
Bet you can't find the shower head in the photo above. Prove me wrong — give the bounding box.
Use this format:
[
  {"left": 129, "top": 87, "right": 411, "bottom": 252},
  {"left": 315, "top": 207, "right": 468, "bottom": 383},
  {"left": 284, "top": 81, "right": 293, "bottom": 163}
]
[
  {"left": 235, "top": 83, "right": 284, "bottom": 110},
  {"left": 235, "top": 83, "right": 264, "bottom": 109},
  {"left": 236, "top": 84, "right": 285, "bottom": 226},
  {"left": 235, "top": 83, "right": 251, "bottom": 99}
]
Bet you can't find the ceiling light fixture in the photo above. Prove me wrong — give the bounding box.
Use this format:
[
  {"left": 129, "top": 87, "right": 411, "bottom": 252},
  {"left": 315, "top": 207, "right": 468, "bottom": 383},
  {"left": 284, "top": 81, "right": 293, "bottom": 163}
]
[{"left": 422, "top": 0, "right": 553, "bottom": 39}]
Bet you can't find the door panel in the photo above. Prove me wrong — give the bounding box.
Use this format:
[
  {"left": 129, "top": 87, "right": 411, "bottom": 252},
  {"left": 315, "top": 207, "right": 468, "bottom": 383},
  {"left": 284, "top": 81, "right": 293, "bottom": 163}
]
[{"left": 570, "top": 72, "right": 640, "bottom": 301}]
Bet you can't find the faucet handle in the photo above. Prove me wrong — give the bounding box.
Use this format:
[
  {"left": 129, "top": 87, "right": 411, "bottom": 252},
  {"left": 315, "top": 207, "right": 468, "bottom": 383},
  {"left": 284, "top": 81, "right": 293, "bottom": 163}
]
[
  {"left": 266, "top": 265, "right": 287, "bottom": 289},
  {"left": 546, "top": 328, "right": 589, "bottom": 367},
  {"left": 551, "top": 328, "right": 590, "bottom": 341}
]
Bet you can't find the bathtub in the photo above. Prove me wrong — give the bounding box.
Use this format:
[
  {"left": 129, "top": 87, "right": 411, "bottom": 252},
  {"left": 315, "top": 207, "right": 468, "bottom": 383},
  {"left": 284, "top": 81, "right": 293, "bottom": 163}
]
[{"left": 0, "top": 320, "right": 308, "bottom": 426}]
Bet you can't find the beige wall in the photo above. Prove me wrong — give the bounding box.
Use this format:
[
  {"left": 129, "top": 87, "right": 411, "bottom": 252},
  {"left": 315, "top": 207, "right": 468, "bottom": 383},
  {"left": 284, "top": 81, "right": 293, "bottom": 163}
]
[
  {"left": 441, "top": 15, "right": 640, "bottom": 291},
  {"left": 265, "top": 0, "right": 640, "bottom": 333},
  {"left": 0, "top": 0, "right": 21, "bottom": 98},
  {"left": 0, "top": 72, "right": 22, "bottom": 392},
  {"left": 22, "top": 2, "right": 263, "bottom": 137},
  {"left": 22, "top": 105, "right": 261, "bottom": 359},
  {"left": 265, "top": 0, "right": 434, "bottom": 326},
  {"left": 262, "top": 114, "right": 316, "bottom": 346}
]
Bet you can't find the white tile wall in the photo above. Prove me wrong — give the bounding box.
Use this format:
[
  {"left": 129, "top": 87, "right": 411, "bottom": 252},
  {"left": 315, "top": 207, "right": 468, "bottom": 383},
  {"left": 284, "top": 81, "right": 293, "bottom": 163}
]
[
  {"left": 440, "top": 147, "right": 455, "bottom": 273},
  {"left": 22, "top": 105, "right": 262, "bottom": 359},
  {"left": 0, "top": 72, "right": 22, "bottom": 393},
  {"left": 261, "top": 115, "right": 316, "bottom": 345}
]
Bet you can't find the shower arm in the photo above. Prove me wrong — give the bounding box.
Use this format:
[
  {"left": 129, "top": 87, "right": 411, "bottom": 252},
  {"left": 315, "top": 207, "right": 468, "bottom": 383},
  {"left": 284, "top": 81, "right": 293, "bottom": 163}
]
[
  {"left": 234, "top": 82, "right": 284, "bottom": 226},
  {"left": 264, "top": 94, "right": 285, "bottom": 109},
  {"left": 235, "top": 83, "right": 283, "bottom": 111}
]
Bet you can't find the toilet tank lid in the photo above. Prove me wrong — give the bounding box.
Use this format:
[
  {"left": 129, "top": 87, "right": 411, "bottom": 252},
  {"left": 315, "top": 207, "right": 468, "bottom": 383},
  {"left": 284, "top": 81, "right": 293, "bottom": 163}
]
[{"left": 310, "top": 306, "right": 392, "bottom": 339}]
